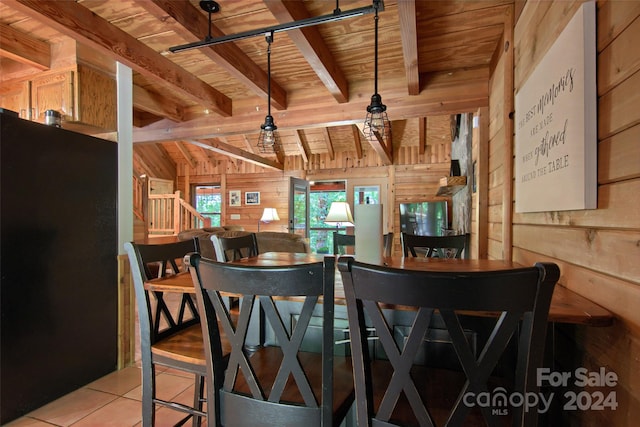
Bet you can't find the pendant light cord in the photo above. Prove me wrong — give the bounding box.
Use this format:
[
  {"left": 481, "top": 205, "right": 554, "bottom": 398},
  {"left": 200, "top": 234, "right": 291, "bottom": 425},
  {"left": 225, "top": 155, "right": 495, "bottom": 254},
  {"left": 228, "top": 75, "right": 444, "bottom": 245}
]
[
  {"left": 266, "top": 31, "right": 273, "bottom": 117},
  {"left": 374, "top": 5, "right": 379, "bottom": 95}
]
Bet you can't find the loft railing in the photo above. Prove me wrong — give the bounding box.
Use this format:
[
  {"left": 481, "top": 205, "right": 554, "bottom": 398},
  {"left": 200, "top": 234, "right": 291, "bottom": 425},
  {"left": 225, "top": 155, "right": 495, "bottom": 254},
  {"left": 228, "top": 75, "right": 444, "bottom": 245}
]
[{"left": 148, "top": 191, "right": 210, "bottom": 236}]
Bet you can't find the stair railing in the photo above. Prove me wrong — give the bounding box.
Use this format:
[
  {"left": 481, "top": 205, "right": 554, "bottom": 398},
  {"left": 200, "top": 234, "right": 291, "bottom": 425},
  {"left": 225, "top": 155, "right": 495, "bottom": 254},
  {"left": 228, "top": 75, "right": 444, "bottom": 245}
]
[{"left": 147, "top": 191, "right": 210, "bottom": 236}]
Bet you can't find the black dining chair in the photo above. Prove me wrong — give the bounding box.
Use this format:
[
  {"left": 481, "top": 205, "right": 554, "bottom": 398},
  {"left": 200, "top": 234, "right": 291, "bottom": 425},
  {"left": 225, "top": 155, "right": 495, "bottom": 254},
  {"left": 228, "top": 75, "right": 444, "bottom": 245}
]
[
  {"left": 125, "top": 240, "right": 207, "bottom": 427},
  {"left": 333, "top": 232, "right": 355, "bottom": 255},
  {"left": 401, "top": 232, "right": 469, "bottom": 259},
  {"left": 188, "top": 254, "right": 355, "bottom": 427},
  {"left": 211, "top": 232, "right": 260, "bottom": 316},
  {"left": 338, "top": 256, "right": 560, "bottom": 427},
  {"left": 334, "top": 232, "right": 394, "bottom": 256},
  {"left": 211, "top": 232, "right": 259, "bottom": 261}
]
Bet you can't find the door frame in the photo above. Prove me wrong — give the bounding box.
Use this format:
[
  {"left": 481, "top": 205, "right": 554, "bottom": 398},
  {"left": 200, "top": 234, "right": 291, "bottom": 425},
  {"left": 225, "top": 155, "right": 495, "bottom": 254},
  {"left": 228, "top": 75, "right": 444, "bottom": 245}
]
[{"left": 289, "top": 177, "right": 309, "bottom": 237}]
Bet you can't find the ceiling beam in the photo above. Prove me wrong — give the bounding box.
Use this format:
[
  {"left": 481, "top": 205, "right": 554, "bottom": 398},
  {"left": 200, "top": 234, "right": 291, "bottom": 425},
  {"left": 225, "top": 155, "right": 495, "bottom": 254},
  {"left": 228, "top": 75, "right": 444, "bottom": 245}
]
[
  {"left": 350, "top": 125, "right": 364, "bottom": 159},
  {"left": 418, "top": 117, "right": 427, "bottom": 155},
  {"left": 354, "top": 122, "right": 392, "bottom": 166},
  {"left": 133, "top": 85, "right": 184, "bottom": 122},
  {"left": 133, "top": 111, "right": 164, "bottom": 128},
  {"left": 367, "top": 130, "right": 393, "bottom": 166},
  {"left": 321, "top": 128, "right": 335, "bottom": 160},
  {"left": 274, "top": 141, "right": 285, "bottom": 165},
  {"left": 241, "top": 135, "right": 256, "bottom": 153},
  {"left": 0, "top": 22, "right": 50, "bottom": 70},
  {"left": 133, "top": 68, "right": 489, "bottom": 143},
  {"left": 174, "top": 141, "right": 197, "bottom": 169},
  {"left": 293, "top": 130, "right": 311, "bottom": 164},
  {"left": 265, "top": 0, "right": 349, "bottom": 104},
  {"left": 187, "top": 139, "right": 284, "bottom": 171},
  {"left": 11, "top": 0, "right": 232, "bottom": 117},
  {"left": 397, "top": 0, "right": 419, "bottom": 95},
  {"left": 137, "top": 0, "right": 287, "bottom": 111}
]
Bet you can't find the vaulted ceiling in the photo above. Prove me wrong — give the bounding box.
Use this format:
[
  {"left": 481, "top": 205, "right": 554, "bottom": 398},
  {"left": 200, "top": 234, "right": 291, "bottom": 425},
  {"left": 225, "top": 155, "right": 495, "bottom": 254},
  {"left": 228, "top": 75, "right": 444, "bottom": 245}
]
[{"left": 0, "top": 0, "right": 513, "bottom": 175}]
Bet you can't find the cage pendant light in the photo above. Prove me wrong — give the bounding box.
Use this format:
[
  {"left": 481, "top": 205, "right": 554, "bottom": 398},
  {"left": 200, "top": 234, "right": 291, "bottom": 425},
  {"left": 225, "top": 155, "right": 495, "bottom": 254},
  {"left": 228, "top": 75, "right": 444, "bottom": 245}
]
[
  {"left": 257, "top": 32, "right": 282, "bottom": 154},
  {"left": 363, "top": 0, "right": 391, "bottom": 145}
]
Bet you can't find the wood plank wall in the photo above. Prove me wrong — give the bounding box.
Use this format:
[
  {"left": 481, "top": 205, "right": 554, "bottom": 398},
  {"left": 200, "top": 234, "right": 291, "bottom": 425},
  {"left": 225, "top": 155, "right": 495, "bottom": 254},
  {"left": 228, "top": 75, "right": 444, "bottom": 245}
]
[
  {"left": 471, "top": 106, "right": 489, "bottom": 259},
  {"left": 507, "top": 1, "right": 640, "bottom": 424},
  {"left": 487, "top": 45, "right": 508, "bottom": 260},
  {"left": 176, "top": 138, "right": 453, "bottom": 257}
]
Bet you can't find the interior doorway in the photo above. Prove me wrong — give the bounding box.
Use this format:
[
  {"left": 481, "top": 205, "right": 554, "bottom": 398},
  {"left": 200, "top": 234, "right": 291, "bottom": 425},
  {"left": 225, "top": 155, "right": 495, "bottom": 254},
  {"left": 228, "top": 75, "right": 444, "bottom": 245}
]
[{"left": 289, "top": 177, "right": 309, "bottom": 237}]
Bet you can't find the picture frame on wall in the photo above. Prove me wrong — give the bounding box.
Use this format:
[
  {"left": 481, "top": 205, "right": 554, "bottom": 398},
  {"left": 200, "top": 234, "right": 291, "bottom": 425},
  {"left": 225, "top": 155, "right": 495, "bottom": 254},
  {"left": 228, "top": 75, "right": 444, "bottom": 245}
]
[
  {"left": 229, "top": 190, "right": 241, "bottom": 207},
  {"left": 245, "top": 191, "right": 260, "bottom": 205}
]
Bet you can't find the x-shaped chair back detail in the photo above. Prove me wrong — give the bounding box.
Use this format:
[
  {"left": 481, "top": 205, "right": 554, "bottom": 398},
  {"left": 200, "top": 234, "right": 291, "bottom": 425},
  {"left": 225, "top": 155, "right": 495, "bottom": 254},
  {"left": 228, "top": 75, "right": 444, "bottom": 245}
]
[
  {"left": 128, "top": 239, "right": 200, "bottom": 341},
  {"left": 189, "top": 254, "right": 354, "bottom": 427},
  {"left": 338, "top": 257, "right": 559, "bottom": 427},
  {"left": 125, "top": 240, "right": 205, "bottom": 427}
]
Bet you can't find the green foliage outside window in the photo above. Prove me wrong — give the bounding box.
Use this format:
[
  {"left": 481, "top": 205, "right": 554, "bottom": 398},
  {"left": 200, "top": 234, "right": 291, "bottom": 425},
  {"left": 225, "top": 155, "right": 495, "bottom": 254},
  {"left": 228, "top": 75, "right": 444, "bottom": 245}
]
[
  {"left": 309, "top": 191, "right": 346, "bottom": 253},
  {"left": 195, "top": 188, "right": 221, "bottom": 227}
]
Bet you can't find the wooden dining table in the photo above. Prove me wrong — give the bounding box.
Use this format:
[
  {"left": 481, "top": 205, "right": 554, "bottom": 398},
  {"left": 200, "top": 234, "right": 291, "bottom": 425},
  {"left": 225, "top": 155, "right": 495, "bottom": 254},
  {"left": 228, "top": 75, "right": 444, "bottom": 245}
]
[{"left": 144, "top": 252, "right": 614, "bottom": 327}]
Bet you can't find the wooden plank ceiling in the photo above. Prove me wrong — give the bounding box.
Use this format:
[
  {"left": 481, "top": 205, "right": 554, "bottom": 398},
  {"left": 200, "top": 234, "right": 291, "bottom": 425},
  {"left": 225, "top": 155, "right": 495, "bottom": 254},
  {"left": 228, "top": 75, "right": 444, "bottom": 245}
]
[{"left": 0, "top": 0, "right": 512, "bottom": 175}]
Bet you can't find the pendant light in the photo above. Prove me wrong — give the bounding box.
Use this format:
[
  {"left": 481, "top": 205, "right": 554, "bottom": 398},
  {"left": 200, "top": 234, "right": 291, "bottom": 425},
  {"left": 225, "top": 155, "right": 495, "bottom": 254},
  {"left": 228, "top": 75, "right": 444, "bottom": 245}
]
[
  {"left": 363, "top": 0, "right": 391, "bottom": 145},
  {"left": 257, "top": 31, "right": 282, "bottom": 154}
]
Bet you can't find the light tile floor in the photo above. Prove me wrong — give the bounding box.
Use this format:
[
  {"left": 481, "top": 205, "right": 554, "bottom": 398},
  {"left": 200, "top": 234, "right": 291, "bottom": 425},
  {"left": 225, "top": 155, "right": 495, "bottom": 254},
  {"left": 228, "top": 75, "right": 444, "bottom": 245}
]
[
  {"left": 4, "top": 362, "right": 206, "bottom": 427},
  {"left": 3, "top": 291, "right": 210, "bottom": 426}
]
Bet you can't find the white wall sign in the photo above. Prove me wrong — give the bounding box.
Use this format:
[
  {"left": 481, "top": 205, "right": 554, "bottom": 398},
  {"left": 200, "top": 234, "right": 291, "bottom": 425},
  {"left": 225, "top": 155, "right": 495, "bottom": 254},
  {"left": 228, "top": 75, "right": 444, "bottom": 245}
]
[{"left": 515, "top": 1, "right": 597, "bottom": 213}]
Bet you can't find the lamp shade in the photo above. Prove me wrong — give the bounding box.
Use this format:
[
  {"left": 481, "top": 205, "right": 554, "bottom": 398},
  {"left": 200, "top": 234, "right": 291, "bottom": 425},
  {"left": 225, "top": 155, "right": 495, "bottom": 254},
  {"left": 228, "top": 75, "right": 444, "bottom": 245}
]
[
  {"left": 324, "top": 202, "right": 354, "bottom": 227},
  {"left": 260, "top": 208, "right": 280, "bottom": 223}
]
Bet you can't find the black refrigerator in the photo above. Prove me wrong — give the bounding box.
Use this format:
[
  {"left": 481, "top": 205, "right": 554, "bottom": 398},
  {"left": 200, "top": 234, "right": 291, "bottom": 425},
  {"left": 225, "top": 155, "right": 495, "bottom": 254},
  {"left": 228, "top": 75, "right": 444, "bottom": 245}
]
[{"left": 1, "top": 111, "right": 118, "bottom": 423}]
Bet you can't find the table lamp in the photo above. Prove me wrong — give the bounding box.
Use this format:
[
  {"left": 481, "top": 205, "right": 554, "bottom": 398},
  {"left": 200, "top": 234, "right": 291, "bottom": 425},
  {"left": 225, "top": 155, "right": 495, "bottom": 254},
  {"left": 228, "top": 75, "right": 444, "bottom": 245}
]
[
  {"left": 324, "top": 201, "right": 354, "bottom": 229},
  {"left": 258, "top": 207, "right": 280, "bottom": 231}
]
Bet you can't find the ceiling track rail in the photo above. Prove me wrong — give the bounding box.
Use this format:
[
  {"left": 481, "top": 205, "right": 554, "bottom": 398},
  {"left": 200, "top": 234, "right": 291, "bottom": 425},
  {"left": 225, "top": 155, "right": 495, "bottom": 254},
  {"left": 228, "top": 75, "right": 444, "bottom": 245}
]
[{"left": 169, "top": 0, "right": 383, "bottom": 53}]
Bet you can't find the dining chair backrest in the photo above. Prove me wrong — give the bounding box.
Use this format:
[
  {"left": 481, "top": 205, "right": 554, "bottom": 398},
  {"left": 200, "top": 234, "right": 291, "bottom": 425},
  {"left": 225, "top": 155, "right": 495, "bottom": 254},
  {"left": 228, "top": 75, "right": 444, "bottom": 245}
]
[
  {"left": 333, "top": 232, "right": 355, "bottom": 255},
  {"left": 338, "top": 257, "right": 559, "bottom": 427},
  {"left": 211, "top": 232, "right": 259, "bottom": 262},
  {"left": 125, "top": 240, "right": 205, "bottom": 426},
  {"left": 401, "top": 232, "right": 468, "bottom": 259},
  {"left": 127, "top": 239, "right": 200, "bottom": 340},
  {"left": 334, "top": 232, "right": 394, "bottom": 256},
  {"left": 188, "top": 254, "right": 354, "bottom": 427}
]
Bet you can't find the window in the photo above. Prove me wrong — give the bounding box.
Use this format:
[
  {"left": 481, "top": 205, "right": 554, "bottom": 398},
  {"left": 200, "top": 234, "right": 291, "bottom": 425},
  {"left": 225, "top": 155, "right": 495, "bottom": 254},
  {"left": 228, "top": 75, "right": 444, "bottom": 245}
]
[
  {"left": 193, "top": 185, "right": 221, "bottom": 227},
  {"left": 309, "top": 181, "right": 347, "bottom": 254},
  {"left": 354, "top": 185, "right": 380, "bottom": 205}
]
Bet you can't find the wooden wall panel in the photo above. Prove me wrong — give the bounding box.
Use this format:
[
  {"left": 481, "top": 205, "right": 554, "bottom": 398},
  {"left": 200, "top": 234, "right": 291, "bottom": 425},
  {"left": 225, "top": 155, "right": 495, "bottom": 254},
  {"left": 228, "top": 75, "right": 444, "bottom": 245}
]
[
  {"left": 513, "top": 224, "right": 640, "bottom": 284},
  {"left": 487, "top": 45, "right": 508, "bottom": 260},
  {"left": 471, "top": 106, "right": 489, "bottom": 259},
  {"left": 597, "top": 0, "right": 640, "bottom": 50},
  {"left": 598, "top": 68, "right": 640, "bottom": 140},
  {"left": 511, "top": 1, "right": 640, "bottom": 423},
  {"left": 598, "top": 1, "right": 640, "bottom": 95},
  {"left": 514, "top": 247, "right": 640, "bottom": 332},
  {"left": 598, "top": 123, "right": 640, "bottom": 183},
  {"left": 512, "top": 179, "right": 640, "bottom": 229}
]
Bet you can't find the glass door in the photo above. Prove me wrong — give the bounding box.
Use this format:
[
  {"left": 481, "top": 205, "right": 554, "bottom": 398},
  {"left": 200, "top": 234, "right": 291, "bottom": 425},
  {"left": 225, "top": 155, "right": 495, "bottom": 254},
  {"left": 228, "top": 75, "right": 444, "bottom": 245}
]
[
  {"left": 289, "top": 177, "right": 309, "bottom": 237},
  {"left": 309, "top": 181, "right": 348, "bottom": 254}
]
